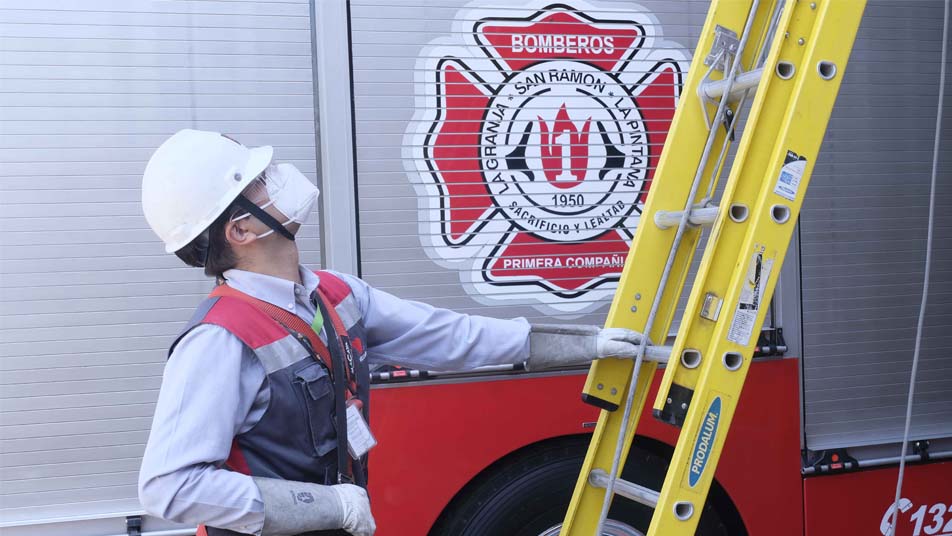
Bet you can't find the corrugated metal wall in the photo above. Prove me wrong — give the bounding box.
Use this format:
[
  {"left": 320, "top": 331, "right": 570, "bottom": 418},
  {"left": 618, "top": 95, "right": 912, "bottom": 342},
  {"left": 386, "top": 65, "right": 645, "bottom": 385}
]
[
  {"left": 799, "top": 1, "right": 952, "bottom": 450},
  {"left": 0, "top": 0, "right": 320, "bottom": 526}
]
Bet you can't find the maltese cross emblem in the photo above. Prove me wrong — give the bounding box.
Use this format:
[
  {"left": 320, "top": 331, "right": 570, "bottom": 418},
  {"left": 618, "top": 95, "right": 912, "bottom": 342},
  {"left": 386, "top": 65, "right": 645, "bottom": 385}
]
[{"left": 405, "top": 1, "right": 690, "bottom": 313}]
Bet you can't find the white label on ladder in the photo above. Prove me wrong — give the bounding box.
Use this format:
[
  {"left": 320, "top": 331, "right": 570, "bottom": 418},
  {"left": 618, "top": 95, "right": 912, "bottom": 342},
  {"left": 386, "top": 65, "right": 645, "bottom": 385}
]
[
  {"left": 727, "top": 247, "right": 774, "bottom": 346},
  {"left": 773, "top": 150, "right": 807, "bottom": 201}
]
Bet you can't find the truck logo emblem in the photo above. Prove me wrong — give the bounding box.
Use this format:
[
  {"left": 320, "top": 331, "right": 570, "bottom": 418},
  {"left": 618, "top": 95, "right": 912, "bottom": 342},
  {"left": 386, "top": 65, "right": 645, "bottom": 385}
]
[
  {"left": 538, "top": 103, "right": 592, "bottom": 187},
  {"left": 689, "top": 396, "right": 722, "bottom": 488},
  {"left": 405, "top": 1, "right": 689, "bottom": 313}
]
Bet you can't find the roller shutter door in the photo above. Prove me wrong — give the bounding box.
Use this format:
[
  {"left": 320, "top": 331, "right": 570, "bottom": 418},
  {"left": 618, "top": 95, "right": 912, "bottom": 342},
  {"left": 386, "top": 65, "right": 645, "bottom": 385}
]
[
  {"left": 799, "top": 1, "right": 952, "bottom": 451},
  {"left": 0, "top": 0, "right": 320, "bottom": 528}
]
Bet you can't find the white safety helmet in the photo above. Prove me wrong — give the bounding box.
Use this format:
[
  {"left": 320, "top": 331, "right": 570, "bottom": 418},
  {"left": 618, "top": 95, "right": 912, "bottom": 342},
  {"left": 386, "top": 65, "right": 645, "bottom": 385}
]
[{"left": 142, "top": 129, "right": 273, "bottom": 253}]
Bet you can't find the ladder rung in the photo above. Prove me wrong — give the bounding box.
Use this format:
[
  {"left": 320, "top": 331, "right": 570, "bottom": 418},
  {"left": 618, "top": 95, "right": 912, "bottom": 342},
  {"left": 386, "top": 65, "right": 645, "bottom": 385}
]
[
  {"left": 644, "top": 345, "right": 672, "bottom": 363},
  {"left": 653, "top": 206, "right": 719, "bottom": 229},
  {"left": 603, "top": 345, "right": 670, "bottom": 363},
  {"left": 698, "top": 68, "right": 764, "bottom": 100},
  {"left": 588, "top": 469, "right": 659, "bottom": 508}
]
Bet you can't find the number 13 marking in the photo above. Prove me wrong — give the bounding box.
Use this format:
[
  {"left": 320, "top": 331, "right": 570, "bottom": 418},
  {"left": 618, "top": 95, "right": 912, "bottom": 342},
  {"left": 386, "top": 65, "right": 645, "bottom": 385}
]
[{"left": 909, "top": 503, "right": 952, "bottom": 535}]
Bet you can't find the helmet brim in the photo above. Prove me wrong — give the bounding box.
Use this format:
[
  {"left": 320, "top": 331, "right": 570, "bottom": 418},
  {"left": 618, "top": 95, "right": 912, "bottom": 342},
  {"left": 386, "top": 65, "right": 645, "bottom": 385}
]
[
  {"left": 243, "top": 145, "right": 274, "bottom": 188},
  {"left": 164, "top": 144, "right": 274, "bottom": 253}
]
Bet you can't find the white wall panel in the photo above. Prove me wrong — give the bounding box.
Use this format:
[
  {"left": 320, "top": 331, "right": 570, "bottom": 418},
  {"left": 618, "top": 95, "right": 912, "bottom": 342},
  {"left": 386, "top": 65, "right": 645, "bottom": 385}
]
[
  {"left": 0, "top": 0, "right": 320, "bottom": 528},
  {"left": 799, "top": 0, "right": 952, "bottom": 450}
]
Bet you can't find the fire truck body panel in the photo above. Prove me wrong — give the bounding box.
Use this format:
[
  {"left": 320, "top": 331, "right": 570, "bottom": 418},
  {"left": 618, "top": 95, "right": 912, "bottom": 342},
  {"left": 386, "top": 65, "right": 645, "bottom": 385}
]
[
  {"left": 369, "top": 359, "right": 803, "bottom": 536},
  {"left": 804, "top": 462, "right": 952, "bottom": 536}
]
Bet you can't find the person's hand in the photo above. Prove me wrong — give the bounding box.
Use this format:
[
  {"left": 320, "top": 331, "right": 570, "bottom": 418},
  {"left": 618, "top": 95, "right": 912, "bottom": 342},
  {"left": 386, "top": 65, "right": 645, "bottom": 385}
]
[
  {"left": 254, "top": 477, "right": 374, "bottom": 535},
  {"left": 595, "top": 327, "right": 648, "bottom": 359},
  {"left": 526, "top": 324, "right": 650, "bottom": 371},
  {"left": 332, "top": 484, "right": 376, "bottom": 536}
]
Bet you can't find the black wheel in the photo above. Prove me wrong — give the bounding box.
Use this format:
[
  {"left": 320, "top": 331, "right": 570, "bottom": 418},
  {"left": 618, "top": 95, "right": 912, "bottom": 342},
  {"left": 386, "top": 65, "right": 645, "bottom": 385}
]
[{"left": 429, "top": 436, "right": 739, "bottom": 536}]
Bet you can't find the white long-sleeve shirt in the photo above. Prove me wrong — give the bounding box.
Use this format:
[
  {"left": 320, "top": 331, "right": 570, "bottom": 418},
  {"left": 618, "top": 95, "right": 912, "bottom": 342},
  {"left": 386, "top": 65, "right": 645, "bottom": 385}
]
[{"left": 138, "top": 266, "right": 530, "bottom": 534}]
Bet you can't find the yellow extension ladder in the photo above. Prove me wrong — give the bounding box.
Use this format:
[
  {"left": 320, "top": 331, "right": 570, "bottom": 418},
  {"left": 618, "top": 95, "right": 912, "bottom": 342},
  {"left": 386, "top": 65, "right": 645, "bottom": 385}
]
[{"left": 560, "top": 1, "right": 867, "bottom": 535}]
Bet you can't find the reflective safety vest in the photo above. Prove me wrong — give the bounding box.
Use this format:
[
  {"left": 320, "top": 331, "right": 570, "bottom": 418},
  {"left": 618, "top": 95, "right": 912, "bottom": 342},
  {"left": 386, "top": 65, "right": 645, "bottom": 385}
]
[{"left": 169, "top": 271, "right": 371, "bottom": 536}]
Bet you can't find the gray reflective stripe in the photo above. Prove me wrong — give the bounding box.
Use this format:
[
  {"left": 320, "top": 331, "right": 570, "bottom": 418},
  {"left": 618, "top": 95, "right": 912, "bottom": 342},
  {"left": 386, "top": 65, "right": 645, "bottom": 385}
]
[
  {"left": 256, "top": 334, "right": 311, "bottom": 375},
  {"left": 334, "top": 293, "right": 362, "bottom": 330}
]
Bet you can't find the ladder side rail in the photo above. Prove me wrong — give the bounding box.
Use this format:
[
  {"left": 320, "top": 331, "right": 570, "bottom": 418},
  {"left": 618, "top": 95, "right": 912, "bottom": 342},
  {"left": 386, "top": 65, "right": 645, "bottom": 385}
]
[
  {"left": 647, "top": 2, "right": 867, "bottom": 534},
  {"left": 560, "top": 1, "right": 785, "bottom": 533},
  {"left": 591, "top": 2, "right": 773, "bottom": 532},
  {"left": 653, "top": 0, "right": 794, "bottom": 427}
]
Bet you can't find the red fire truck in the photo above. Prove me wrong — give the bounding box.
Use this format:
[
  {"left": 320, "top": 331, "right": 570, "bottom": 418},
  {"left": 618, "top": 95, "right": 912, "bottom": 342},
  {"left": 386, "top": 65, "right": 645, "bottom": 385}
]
[
  {"left": 370, "top": 360, "right": 950, "bottom": 536},
  {"left": 0, "top": 1, "right": 949, "bottom": 536}
]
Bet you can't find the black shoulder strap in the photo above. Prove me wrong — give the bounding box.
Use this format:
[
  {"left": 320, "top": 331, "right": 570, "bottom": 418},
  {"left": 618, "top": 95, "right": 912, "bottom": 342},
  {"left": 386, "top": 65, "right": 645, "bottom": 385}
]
[{"left": 313, "top": 293, "right": 367, "bottom": 488}]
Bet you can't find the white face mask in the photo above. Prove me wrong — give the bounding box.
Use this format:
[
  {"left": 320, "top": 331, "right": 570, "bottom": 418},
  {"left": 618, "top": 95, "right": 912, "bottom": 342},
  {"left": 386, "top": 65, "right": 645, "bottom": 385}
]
[
  {"left": 232, "top": 163, "right": 320, "bottom": 239},
  {"left": 264, "top": 163, "right": 320, "bottom": 225}
]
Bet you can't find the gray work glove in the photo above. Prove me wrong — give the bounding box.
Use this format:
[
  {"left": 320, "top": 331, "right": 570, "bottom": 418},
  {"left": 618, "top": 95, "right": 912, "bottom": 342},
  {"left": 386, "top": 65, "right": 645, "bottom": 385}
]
[
  {"left": 333, "top": 482, "right": 376, "bottom": 536},
  {"left": 525, "top": 324, "right": 648, "bottom": 371},
  {"left": 253, "top": 477, "right": 375, "bottom": 536}
]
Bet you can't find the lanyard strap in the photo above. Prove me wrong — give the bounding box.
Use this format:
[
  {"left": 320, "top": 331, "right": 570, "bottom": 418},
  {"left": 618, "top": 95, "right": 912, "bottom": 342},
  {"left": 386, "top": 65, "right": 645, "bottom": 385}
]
[
  {"left": 312, "top": 289, "right": 358, "bottom": 393},
  {"left": 313, "top": 289, "right": 367, "bottom": 487},
  {"left": 313, "top": 293, "right": 364, "bottom": 486}
]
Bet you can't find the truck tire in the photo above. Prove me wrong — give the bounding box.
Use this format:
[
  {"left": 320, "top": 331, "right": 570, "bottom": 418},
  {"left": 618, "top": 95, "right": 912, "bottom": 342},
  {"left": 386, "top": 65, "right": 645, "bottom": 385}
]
[{"left": 429, "top": 436, "right": 740, "bottom": 536}]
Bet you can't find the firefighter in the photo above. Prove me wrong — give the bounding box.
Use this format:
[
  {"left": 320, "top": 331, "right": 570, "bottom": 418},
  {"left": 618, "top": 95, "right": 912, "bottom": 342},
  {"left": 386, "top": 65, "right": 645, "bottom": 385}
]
[{"left": 137, "top": 129, "right": 648, "bottom": 536}]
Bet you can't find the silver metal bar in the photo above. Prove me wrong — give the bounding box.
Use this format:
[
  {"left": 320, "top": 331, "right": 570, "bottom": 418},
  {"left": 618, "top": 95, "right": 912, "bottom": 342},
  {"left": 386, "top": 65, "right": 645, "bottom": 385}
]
[
  {"left": 654, "top": 206, "right": 720, "bottom": 229},
  {"left": 371, "top": 346, "right": 673, "bottom": 382},
  {"left": 589, "top": 469, "right": 659, "bottom": 508},
  {"left": 371, "top": 363, "right": 521, "bottom": 382},
  {"left": 802, "top": 450, "right": 952, "bottom": 474},
  {"left": 314, "top": 0, "right": 360, "bottom": 275},
  {"left": 698, "top": 68, "right": 764, "bottom": 100}
]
